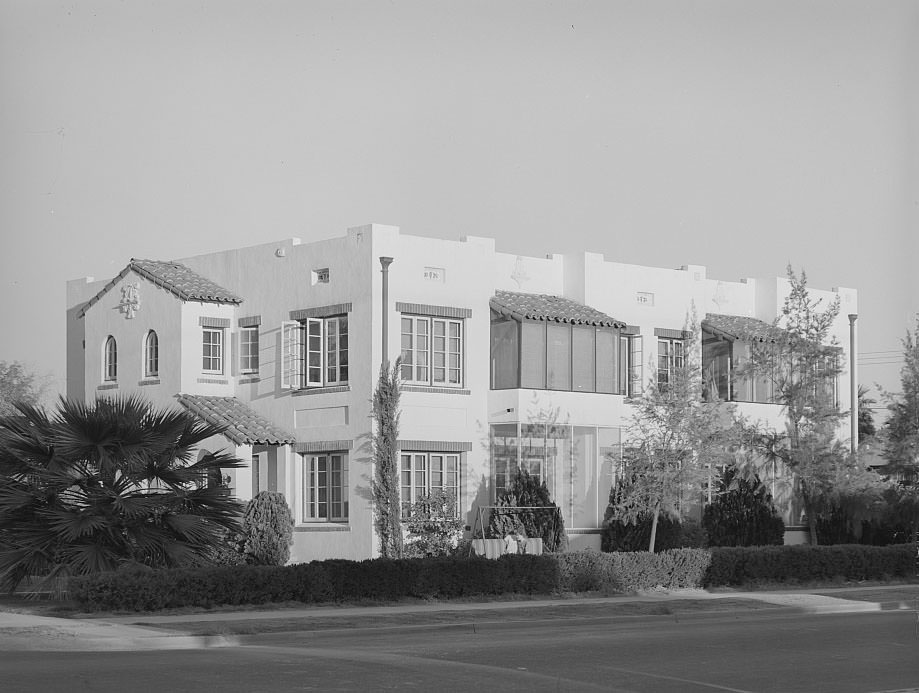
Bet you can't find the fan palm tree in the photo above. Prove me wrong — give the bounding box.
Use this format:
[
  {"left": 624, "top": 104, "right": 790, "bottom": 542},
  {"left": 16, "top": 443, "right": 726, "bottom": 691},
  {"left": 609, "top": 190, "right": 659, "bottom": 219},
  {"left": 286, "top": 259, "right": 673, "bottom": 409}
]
[{"left": 0, "top": 395, "right": 243, "bottom": 594}]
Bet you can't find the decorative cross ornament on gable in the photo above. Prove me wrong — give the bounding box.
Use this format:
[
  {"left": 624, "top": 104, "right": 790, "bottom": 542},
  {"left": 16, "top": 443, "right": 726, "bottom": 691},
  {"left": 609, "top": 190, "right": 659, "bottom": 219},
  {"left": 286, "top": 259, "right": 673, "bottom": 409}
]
[{"left": 119, "top": 283, "right": 141, "bottom": 319}]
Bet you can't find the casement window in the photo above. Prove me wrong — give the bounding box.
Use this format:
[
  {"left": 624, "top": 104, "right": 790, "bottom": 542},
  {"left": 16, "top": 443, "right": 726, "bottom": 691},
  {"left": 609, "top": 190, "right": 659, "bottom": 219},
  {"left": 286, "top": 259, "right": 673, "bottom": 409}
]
[
  {"left": 202, "top": 328, "right": 224, "bottom": 374},
  {"left": 401, "top": 316, "right": 463, "bottom": 387},
  {"left": 301, "top": 453, "right": 348, "bottom": 522},
  {"left": 281, "top": 316, "right": 348, "bottom": 389},
  {"left": 104, "top": 336, "right": 117, "bottom": 381},
  {"left": 617, "top": 334, "right": 643, "bottom": 397},
  {"left": 657, "top": 338, "right": 684, "bottom": 389},
  {"left": 400, "top": 452, "right": 460, "bottom": 518},
  {"left": 144, "top": 331, "right": 159, "bottom": 378},
  {"left": 240, "top": 326, "right": 259, "bottom": 374}
]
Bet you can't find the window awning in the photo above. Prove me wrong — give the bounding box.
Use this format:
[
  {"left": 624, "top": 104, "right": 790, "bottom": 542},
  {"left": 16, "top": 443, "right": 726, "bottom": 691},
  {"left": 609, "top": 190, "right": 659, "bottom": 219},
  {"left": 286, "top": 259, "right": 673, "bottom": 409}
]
[
  {"left": 175, "top": 394, "right": 296, "bottom": 446},
  {"left": 490, "top": 290, "right": 626, "bottom": 328},
  {"left": 703, "top": 314, "right": 779, "bottom": 343}
]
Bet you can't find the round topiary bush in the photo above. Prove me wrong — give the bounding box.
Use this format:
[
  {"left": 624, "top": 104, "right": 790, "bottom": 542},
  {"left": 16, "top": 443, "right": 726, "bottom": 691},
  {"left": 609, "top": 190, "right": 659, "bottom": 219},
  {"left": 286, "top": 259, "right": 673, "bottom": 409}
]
[{"left": 242, "top": 491, "right": 294, "bottom": 566}]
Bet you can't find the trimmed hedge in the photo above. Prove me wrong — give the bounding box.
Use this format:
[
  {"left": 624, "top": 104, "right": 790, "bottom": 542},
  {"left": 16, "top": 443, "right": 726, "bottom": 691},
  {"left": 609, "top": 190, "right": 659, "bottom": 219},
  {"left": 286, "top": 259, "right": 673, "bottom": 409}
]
[
  {"left": 704, "top": 543, "right": 917, "bottom": 586},
  {"left": 69, "top": 554, "right": 559, "bottom": 612},
  {"left": 69, "top": 544, "right": 918, "bottom": 612},
  {"left": 556, "top": 549, "right": 711, "bottom": 593}
]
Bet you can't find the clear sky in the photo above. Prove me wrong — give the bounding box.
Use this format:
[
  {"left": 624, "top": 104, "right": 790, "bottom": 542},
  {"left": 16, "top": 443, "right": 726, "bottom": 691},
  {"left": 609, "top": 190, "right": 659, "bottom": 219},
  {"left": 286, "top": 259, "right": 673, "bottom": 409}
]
[{"left": 1, "top": 1, "right": 916, "bottom": 413}]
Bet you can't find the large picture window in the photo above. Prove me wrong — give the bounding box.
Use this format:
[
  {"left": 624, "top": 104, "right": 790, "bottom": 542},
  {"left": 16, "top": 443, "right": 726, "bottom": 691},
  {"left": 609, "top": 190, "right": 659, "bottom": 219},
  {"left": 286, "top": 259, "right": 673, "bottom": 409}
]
[
  {"left": 401, "top": 316, "right": 463, "bottom": 387},
  {"left": 495, "top": 319, "right": 622, "bottom": 394},
  {"left": 301, "top": 453, "right": 348, "bottom": 522},
  {"left": 490, "top": 423, "right": 621, "bottom": 529},
  {"left": 400, "top": 452, "right": 460, "bottom": 518}
]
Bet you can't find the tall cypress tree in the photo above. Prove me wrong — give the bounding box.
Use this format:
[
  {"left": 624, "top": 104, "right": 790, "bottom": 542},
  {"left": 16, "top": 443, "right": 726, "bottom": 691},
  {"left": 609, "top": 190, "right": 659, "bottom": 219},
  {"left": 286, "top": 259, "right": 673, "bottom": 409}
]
[{"left": 372, "top": 360, "right": 403, "bottom": 558}]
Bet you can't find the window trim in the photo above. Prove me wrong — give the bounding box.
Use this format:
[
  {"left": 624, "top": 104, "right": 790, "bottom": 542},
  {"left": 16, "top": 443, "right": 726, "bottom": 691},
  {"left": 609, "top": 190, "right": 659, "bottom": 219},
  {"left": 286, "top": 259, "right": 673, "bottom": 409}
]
[
  {"left": 103, "top": 335, "right": 117, "bottom": 382},
  {"left": 400, "top": 451, "right": 461, "bottom": 519},
  {"left": 202, "top": 327, "right": 224, "bottom": 375},
  {"left": 299, "top": 452, "right": 349, "bottom": 523},
  {"left": 283, "top": 315, "right": 349, "bottom": 390},
  {"left": 144, "top": 330, "right": 159, "bottom": 378},
  {"left": 239, "top": 325, "right": 259, "bottom": 374},
  {"left": 401, "top": 315, "right": 464, "bottom": 388}
]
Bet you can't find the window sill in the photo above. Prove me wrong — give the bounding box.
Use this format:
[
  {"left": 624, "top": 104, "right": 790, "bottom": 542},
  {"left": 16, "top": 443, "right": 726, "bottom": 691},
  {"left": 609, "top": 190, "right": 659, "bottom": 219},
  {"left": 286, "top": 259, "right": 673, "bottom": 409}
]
[
  {"left": 138, "top": 378, "right": 160, "bottom": 386},
  {"left": 197, "top": 377, "right": 229, "bottom": 384},
  {"left": 97, "top": 383, "right": 119, "bottom": 391},
  {"left": 239, "top": 376, "right": 260, "bottom": 384},
  {"left": 292, "top": 385, "right": 350, "bottom": 396},
  {"left": 294, "top": 524, "right": 350, "bottom": 532},
  {"left": 402, "top": 385, "right": 471, "bottom": 395}
]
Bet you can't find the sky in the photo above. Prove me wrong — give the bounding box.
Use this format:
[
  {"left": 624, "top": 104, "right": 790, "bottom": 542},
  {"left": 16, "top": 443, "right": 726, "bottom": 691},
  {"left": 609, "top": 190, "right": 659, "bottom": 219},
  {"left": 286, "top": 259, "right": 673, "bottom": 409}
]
[{"left": 1, "top": 0, "right": 916, "bottom": 415}]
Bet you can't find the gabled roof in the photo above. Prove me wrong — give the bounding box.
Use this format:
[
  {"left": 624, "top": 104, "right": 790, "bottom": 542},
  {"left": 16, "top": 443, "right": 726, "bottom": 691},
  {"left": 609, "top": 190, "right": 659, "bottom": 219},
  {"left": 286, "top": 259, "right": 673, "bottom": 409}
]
[
  {"left": 703, "top": 313, "right": 778, "bottom": 342},
  {"left": 175, "top": 395, "right": 296, "bottom": 446},
  {"left": 77, "top": 259, "right": 243, "bottom": 318},
  {"left": 490, "top": 290, "right": 626, "bottom": 328}
]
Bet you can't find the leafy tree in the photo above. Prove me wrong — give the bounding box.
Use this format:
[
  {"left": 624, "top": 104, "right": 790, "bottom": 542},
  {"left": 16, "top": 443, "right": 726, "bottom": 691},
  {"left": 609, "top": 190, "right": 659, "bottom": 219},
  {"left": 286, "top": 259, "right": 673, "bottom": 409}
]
[
  {"left": 241, "top": 491, "right": 294, "bottom": 566},
  {"left": 858, "top": 385, "right": 877, "bottom": 441},
  {"left": 609, "top": 318, "right": 741, "bottom": 552},
  {"left": 0, "top": 395, "right": 243, "bottom": 594},
  {"left": 0, "top": 361, "right": 48, "bottom": 417},
  {"left": 371, "top": 360, "right": 402, "bottom": 559},
  {"left": 403, "top": 489, "right": 463, "bottom": 558},
  {"left": 741, "top": 266, "right": 850, "bottom": 544},
  {"left": 881, "top": 318, "right": 919, "bottom": 484},
  {"left": 488, "top": 468, "right": 567, "bottom": 552},
  {"left": 702, "top": 467, "right": 785, "bottom": 547}
]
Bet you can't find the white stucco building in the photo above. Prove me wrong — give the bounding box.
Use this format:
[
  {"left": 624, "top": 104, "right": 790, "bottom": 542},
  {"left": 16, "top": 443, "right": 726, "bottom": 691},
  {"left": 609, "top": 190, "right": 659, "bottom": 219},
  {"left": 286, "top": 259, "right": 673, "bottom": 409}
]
[{"left": 66, "top": 224, "right": 859, "bottom": 560}]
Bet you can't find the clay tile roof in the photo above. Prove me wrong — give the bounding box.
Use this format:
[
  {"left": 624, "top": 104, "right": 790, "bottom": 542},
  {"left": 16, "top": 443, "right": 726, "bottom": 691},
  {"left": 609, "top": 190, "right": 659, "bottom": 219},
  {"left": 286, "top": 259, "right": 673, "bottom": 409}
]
[
  {"left": 490, "top": 290, "right": 626, "bottom": 328},
  {"left": 175, "top": 395, "right": 296, "bottom": 446},
  {"left": 76, "top": 259, "right": 243, "bottom": 318},
  {"left": 128, "top": 259, "right": 243, "bottom": 303},
  {"left": 703, "top": 313, "right": 779, "bottom": 342}
]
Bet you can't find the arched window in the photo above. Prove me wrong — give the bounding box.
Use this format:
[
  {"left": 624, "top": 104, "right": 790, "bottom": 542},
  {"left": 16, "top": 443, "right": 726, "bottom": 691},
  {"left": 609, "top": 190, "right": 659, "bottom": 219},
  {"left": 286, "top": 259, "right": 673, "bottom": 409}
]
[
  {"left": 104, "top": 336, "right": 117, "bottom": 381},
  {"left": 145, "top": 330, "right": 159, "bottom": 377}
]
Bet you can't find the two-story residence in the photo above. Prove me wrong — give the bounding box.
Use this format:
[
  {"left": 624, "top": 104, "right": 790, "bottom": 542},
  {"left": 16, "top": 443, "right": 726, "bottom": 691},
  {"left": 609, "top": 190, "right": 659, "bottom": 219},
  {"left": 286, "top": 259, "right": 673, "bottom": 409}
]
[{"left": 66, "top": 224, "right": 859, "bottom": 560}]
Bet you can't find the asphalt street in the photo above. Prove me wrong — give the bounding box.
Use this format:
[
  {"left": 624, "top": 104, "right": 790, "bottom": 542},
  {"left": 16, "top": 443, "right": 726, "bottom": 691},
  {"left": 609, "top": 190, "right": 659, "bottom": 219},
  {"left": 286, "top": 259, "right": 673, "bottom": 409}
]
[{"left": 3, "top": 607, "right": 919, "bottom": 692}]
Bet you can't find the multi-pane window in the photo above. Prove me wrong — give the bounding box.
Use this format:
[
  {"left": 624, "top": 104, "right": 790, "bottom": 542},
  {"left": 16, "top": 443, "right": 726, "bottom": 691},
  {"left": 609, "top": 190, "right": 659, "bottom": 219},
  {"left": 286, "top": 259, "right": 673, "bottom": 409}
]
[
  {"left": 618, "top": 335, "right": 643, "bottom": 397},
  {"left": 144, "top": 331, "right": 159, "bottom": 378},
  {"left": 494, "top": 319, "right": 622, "bottom": 394},
  {"left": 301, "top": 453, "right": 348, "bottom": 522},
  {"left": 104, "top": 336, "right": 117, "bottom": 381},
  {"left": 281, "top": 316, "right": 348, "bottom": 389},
  {"left": 240, "top": 326, "right": 259, "bottom": 374},
  {"left": 400, "top": 452, "right": 460, "bottom": 518},
  {"left": 657, "top": 338, "right": 684, "bottom": 389},
  {"left": 401, "top": 317, "right": 463, "bottom": 387},
  {"left": 202, "top": 328, "right": 224, "bottom": 373}
]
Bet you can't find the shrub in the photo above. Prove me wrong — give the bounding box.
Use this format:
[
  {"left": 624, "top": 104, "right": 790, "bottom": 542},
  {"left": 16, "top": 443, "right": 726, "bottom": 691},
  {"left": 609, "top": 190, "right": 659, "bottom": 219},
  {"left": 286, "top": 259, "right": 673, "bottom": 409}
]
[
  {"left": 487, "top": 469, "right": 567, "bottom": 552},
  {"left": 69, "top": 553, "right": 561, "bottom": 612},
  {"left": 704, "top": 543, "right": 917, "bottom": 586},
  {"left": 702, "top": 469, "right": 785, "bottom": 547},
  {"left": 403, "top": 490, "right": 464, "bottom": 558},
  {"left": 602, "top": 513, "right": 685, "bottom": 552},
  {"left": 242, "top": 492, "right": 294, "bottom": 566},
  {"left": 555, "top": 549, "right": 711, "bottom": 593}
]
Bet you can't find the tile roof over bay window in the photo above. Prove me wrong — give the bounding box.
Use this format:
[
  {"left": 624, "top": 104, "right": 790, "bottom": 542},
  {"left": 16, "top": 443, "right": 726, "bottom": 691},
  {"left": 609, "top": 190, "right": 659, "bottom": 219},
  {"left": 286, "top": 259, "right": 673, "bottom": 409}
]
[
  {"left": 701, "top": 313, "right": 782, "bottom": 404},
  {"left": 490, "top": 291, "right": 627, "bottom": 393}
]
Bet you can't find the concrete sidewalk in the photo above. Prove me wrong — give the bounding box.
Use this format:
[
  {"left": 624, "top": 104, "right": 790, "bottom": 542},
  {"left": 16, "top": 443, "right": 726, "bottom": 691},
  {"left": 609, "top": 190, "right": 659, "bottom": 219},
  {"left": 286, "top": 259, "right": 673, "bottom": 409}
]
[{"left": 2, "top": 584, "right": 916, "bottom": 652}]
